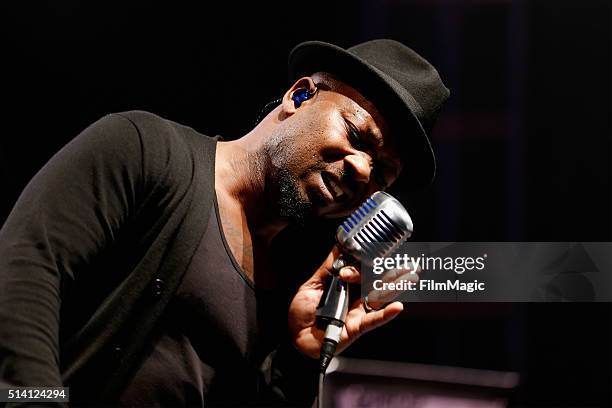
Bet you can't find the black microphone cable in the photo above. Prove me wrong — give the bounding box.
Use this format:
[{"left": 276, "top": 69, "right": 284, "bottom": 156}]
[
  {"left": 317, "top": 370, "right": 326, "bottom": 408},
  {"left": 317, "top": 335, "right": 339, "bottom": 408}
]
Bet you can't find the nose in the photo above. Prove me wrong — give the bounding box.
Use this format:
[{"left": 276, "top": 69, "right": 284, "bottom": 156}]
[{"left": 344, "top": 153, "right": 372, "bottom": 184}]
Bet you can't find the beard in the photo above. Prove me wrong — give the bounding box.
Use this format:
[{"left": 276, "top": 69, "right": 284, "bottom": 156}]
[
  {"left": 274, "top": 167, "right": 313, "bottom": 225},
  {"left": 264, "top": 132, "right": 316, "bottom": 225}
]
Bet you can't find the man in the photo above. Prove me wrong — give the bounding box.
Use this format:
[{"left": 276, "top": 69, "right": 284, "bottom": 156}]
[{"left": 0, "top": 39, "right": 449, "bottom": 406}]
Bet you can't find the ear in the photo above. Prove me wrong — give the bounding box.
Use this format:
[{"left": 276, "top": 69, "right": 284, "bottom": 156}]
[{"left": 281, "top": 76, "right": 318, "bottom": 116}]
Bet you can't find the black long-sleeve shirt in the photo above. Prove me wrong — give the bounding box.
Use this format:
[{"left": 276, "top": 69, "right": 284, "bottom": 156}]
[{"left": 0, "top": 111, "right": 319, "bottom": 406}]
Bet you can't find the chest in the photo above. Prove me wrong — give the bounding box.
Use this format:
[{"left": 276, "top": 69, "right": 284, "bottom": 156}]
[
  {"left": 215, "top": 193, "right": 276, "bottom": 288},
  {"left": 170, "top": 204, "right": 287, "bottom": 360}
]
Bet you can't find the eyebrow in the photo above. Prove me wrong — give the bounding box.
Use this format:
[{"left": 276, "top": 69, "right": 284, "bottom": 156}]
[
  {"left": 343, "top": 114, "right": 402, "bottom": 183},
  {"left": 343, "top": 111, "right": 384, "bottom": 150}
]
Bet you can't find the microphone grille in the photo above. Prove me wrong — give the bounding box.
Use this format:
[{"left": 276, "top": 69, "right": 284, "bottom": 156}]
[
  {"left": 354, "top": 209, "right": 407, "bottom": 258},
  {"left": 336, "top": 192, "right": 413, "bottom": 262},
  {"left": 340, "top": 196, "right": 378, "bottom": 233}
]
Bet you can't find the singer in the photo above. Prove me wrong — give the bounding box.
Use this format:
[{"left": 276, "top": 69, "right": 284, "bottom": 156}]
[{"left": 0, "top": 40, "right": 449, "bottom": 406}]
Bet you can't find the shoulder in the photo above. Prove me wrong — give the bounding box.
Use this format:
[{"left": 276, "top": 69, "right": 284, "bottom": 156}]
[
  {"left": 111, "top": 110, "right": 176, "bottom": 136},
  {"left": 107, "top": 110, "right": 216, "bottom": 195},
  {"left": 110, "top": 110, "right": 214, "bottom": 153}
]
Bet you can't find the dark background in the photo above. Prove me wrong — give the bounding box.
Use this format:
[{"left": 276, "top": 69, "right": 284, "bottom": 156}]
[{"left": 1, "top": 1, "right": 610, "bottom": 406}]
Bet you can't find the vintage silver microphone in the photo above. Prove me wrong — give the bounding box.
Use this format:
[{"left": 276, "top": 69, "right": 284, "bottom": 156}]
[{"left": 316, "top": 191, "right": 413, "bottom": 373}]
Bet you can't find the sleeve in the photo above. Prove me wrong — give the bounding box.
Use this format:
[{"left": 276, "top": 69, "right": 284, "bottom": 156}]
[
  {"left": 0, "top": 113, "right": 145, "bottom": 393},
  {"left": 258, "top": 342, "right": 321, "bottom": 407}
]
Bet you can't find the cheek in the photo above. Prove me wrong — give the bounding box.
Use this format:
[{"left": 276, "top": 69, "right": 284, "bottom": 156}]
[
  {"left": 302, "top": 113, "right": 336, "bottom": 144},
  {"left": 302, "top": 116, "right": 347, "bottom": 161},
  {"left": 289, "top": 113, "right": 341, "bottom": 171}
]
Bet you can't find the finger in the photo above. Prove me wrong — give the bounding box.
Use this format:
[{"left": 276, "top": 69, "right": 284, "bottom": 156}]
[
  {"left": 366, "top": 289, "right": 400, "bottom": 307},
  {"left": 339, "top": 263, "right": 416, "bottom": 285},
  {"left": 339, "top": 266, "right": 361, "bottom": 284},
  {"left": 381, "top": 267, "right": 419, "bottom": 284},
  {"left": 359, "top": 301, "right": 404, "bottom": 334}
]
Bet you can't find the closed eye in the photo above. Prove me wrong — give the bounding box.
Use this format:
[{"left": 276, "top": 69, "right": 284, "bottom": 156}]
[
  {"left": 344, "top": 119, "right": 369, "bottom": 151},
  {"left": 344, "top": 119, "right": 389, "bottom": 187},
  {"left": 344, "top": 120, "right": 374, "bottom": 154}
]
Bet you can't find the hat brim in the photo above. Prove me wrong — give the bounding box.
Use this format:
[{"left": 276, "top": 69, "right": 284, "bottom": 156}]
[{"left": 288, "top": 41, "right": 436, "bottom": 190}]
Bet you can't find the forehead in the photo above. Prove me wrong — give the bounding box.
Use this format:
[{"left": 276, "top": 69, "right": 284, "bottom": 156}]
[{"left": 320, "top": 76, "right": 386, "bottom": 127}]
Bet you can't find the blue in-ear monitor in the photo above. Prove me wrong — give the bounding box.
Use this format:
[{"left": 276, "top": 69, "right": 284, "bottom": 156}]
[{"left": 292, "top": 88, "right": 313, "bottom": 108}]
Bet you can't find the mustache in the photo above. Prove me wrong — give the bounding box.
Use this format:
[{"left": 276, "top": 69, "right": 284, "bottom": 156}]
[{"left": 311, "top": 159, "right": 363, "bottom": 199}]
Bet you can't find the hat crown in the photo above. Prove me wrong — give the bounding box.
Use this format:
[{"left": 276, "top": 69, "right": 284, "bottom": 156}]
[{"left": 348, "top": 39, "right": 449, "bottom": 134}]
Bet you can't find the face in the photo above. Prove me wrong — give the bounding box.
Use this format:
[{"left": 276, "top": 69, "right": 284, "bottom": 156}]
[{"left": 265, "top": 76, "right": 404, "bottom": 221}]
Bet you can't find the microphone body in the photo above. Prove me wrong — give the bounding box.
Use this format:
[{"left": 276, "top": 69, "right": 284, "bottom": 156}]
[{"left": 316, "top": 191, "right": 413, "bottom": 372}]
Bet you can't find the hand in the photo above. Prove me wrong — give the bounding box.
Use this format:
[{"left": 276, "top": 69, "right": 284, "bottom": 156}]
[{"left": 288, "top": 245, "right": 404, "bottom": 359}]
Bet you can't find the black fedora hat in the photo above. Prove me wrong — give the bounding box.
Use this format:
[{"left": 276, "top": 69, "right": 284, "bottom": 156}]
[{"left": 288, "top": 39, "right": 450, "bottom": 189}]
